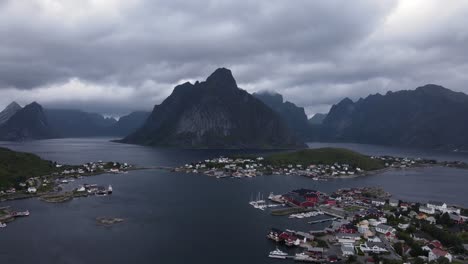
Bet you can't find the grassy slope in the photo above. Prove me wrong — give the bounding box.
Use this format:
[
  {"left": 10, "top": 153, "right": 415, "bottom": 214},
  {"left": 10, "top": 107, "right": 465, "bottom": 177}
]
[
  {"left": 0, "top": 147, "right": 56, "bottom": 188},
  {"left": 265, "top": 148, "right": 385, "bottom": 171}
]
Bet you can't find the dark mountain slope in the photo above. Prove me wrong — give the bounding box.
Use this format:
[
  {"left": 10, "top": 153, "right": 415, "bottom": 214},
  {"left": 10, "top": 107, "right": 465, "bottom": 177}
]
[
  {"left": 120, "top": 68, "right": 303, "bottom": 149},
  {"left": 0, "top": 102, "right": 22, "bottom": 125},
  {"left": 0, "top": 102, "right": 57, "bottom": 141},
  {"left": 321, "top": 84, "right": 468, "bottom": 150},
  {"left": 45, "top": 109, "right": 117, "bottom": 138},
  {"left": 253, "top": 91, "right": 310, "bottom": 140},
  {"left": 110, "top": 111, "right": 150, "bottom": 136}
]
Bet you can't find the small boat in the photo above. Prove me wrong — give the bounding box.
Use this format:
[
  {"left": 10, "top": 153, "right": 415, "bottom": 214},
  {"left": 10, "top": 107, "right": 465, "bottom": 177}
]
[
  {"left": 268, "top": 248, "right": 288, "bottom": 259},
  {"left": 11, "top": 210, "right": 29, "bottom": 217},
  {"left": 295, "top": 252, "right": 310, "bottom": 261},
  {"left": 0, "top": 222, "right": 6, "bottom": 228},
  {"left": 107, "top": 185, "right": 113, "bottom": 194}
]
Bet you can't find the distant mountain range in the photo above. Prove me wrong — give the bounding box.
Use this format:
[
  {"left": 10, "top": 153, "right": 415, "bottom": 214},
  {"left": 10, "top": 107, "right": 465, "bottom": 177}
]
[
  {"left": 308, "top": 113, "right": 326, "bottom": 125},
  {"left": 45, "top": 109, "right": 118, "bottom": 137},
  {"left": 111, "top": 111, "right": 151, "bottom": 136},
  {"left": 319, "top": 84, "right": 468, "bottom": 150},
  {"left": 1, "top": 71, "right": 467, "bottom": 151},
  {"left": 120, "top": 68, "right": 303, "bottom": 148},
  {"left": 0, "top": 102, "right": 150, "bottom": 141}
]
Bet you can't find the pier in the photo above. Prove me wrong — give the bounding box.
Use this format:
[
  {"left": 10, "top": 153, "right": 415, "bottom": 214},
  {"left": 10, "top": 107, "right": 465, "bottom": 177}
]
[
  {"left": 308, "top": 217, "right": 337, "bottom": 224},
  {"left": 319, "top": 208, "right": 346, "bottom": 219}
]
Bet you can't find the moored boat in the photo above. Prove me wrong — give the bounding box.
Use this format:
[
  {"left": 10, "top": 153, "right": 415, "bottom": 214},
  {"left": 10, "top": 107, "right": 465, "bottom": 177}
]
[
  {"left": 268, "top": 248, "right": 288, "bottom": 259},
  {"left": 11, "top": 210, "right": 29, "bottom": 217}
]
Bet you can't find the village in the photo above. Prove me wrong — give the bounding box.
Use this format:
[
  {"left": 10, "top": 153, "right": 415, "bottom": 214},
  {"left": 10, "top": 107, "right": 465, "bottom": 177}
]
[
  {"left": 173, "top": 155, "right": 455, "bottom": 180},
  {"left": 0, "top": 160, "right": 133, "bottom": 228},
  {"left": 0, "top": 160, "right": 131, "bottom": 197},
  {"left": 257, "top": 187, "right": 468, "bottom": 264}
]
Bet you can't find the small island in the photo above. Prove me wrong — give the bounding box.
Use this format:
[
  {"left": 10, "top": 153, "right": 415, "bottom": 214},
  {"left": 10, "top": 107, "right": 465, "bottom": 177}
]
[
  {"left": 0, "top": 147, "right": 134, "bottom": 203},
  {"left": 174, "top": 148, "right": 468, "bottom": 180},
  {"left": 96, "top": 217, "right": 125, "bottom": 226}
]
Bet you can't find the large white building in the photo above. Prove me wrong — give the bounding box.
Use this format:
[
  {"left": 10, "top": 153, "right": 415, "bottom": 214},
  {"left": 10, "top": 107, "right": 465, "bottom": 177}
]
[
  {"left": 427, "top": 201, "right": 447, "bottom": 211},
  {"left": 375, "top": 224, "right": 395, "bottom": 235},
  {"left": 419, "top": 206, "right": 435, "bottom": 214}
]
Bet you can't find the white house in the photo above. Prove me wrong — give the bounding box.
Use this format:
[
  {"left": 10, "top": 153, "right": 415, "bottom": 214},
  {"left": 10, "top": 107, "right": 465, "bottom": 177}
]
[
  {"left": 419, "top": 206, "right": 435, "bottom": 215},
  {"left": 371, "top": 199, "right": 386, "bottom": 206},
  {"left": 375, "top": 224, "right": 396, "bottom": 235},
  {"left": 429, "top": 248, "right": 452, "bottom": 262},
  {"left": 27, "top": 187, "right": 37, "bottom": 194},
  {"left": 336, "top": 233, "right": 361, "bottom": 244},
  {"left": 341, "top": 244, "right": 355, "bottom": 256},
  {"left": 378, "top": 217, "right": 387, "bottom": 224},
  {"left": 425, "top": 216, "right": 436, "bottom": 225},
  {"left": 389, "top": 199, "right": 399, "bottom": 207},
  {"left": 358, "top": 224, "right": 370, "bottom": 234},
  {"left": 443, "top": 207, "right": 461, "bottom": 215},
  {"left": 427, "top": 201, "right": 447, "bottom": 212},
  {"left": 367, "top": 236, "right": 382, "bottom": 243},
  {"left": 398, "top": 223, "right": 410, "bottom": 230},
  {"left": 368, "top": 219, "right": 380, "bottom": 227},
  {"left": 359, "top": 243, "right": 388, "bottom": 254}
]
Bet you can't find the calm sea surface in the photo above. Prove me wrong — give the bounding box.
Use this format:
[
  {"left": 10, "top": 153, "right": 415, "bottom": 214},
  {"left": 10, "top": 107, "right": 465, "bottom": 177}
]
[{"left": 0, "top": 138, "right": 467, "bottom": 264}]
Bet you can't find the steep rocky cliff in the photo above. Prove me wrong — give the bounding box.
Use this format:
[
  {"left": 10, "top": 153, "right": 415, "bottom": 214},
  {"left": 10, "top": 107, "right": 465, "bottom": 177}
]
[{"left": 120, "top": 68, "right": 303, "bottom": 148}]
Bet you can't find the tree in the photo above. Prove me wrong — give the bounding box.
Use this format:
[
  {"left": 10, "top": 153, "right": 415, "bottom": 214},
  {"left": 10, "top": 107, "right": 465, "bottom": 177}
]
[
  {"left": 394, "top": 242, "right": 404, "bottom": 256},
  {"left": 413, "top": 257, "right": 425, "bottom": 264},
  {"left": 346, "top": 255, "right": 357, "bottom": 263},
  {"left": 437, "top": 213, "right": 453, "bottom": 227},
  {"left": 436, "top": 257, "right": 450, "bottom": 264}
]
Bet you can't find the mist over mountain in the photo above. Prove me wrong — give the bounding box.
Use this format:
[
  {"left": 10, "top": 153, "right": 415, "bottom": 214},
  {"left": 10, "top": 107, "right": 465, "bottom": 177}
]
[
  {"left": 110, "top": 111, "right": 151, "bottom": 136},
  {"left": 319, "top": 84, "right": 468, "bottom": 150},
  {"left": 44, "top": 109, "right": 117, "bottom": 137},
  {"left": 121, "top": 68, "right": 303, "bottom": 149},
  {"left": 0, "top": 102, "right": 56, "bottom": 141}
]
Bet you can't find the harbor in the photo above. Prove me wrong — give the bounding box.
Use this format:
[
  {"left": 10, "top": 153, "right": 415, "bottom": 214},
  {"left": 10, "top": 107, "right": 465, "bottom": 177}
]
[
  {"left": 256, "top": 187, "right": 468, "bottom": 263},
  {"left": 0, "top": 206, "right": 30, "bottom": 228}
]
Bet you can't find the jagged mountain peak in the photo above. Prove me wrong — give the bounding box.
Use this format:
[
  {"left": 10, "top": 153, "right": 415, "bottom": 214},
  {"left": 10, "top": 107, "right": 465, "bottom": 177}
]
[
  {"left": 0, "top": 101, "right": 23, "bottom": 125},
  {"left": 6, "top": 101, "right": 22, "bottom": 109},
  {"left": 205, "top": 67, "right": 237, "bottom": 89}
]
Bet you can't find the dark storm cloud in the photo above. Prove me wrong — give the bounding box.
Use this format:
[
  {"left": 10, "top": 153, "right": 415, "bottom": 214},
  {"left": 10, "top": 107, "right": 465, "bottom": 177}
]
[{"left": 0, "top": 0, "right": 467, "bottom": 116}]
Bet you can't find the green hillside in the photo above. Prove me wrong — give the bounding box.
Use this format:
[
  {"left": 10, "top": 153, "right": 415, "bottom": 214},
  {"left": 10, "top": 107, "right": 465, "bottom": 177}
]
[
  {"left": 265, "top": 148, "right": 385, "bottom": 171},
  {"left": 0, "top": 147, "right": 56, "bottom": 188}
]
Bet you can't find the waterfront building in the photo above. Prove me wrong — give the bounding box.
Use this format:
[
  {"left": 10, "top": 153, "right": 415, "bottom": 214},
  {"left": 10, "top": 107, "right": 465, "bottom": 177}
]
[{"left": 427, "top": 201, "right": 447, "bottom": 211}]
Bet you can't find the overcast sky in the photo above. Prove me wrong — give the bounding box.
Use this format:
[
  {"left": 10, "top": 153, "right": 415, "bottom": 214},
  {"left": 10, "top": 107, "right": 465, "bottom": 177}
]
[{"left": 1, "top": 0, "right": 467, "bottom": 117}]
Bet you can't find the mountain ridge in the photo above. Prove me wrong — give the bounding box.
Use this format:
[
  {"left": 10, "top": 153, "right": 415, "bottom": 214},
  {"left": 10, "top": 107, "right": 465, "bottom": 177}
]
[{"left": 320, "top": 84, "right": 468, "bottom": 150}]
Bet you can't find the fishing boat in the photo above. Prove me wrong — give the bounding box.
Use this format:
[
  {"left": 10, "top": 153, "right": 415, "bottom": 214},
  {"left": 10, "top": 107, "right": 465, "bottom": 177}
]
[
  {"left": 249, "top": 192, "right": 266, "bottom": 210},
  {"left": 294, "top": 252, "right": 311, "bottom": 261},
  {"left": 268, "top": 248, "right": 288, "bottom": 259},
  {"left": 11, "top": 210, "right": 29, "bottom": 217}
]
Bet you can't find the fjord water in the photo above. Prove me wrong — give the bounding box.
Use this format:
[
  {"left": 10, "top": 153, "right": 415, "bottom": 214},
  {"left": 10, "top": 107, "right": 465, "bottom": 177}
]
[{"left": 0, "top": 138, "right": 467, "bottom": 264}]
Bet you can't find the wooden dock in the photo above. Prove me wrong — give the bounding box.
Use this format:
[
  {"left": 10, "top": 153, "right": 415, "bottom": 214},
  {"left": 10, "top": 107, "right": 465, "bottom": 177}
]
[{"left": 308, "top": 217, "right": 337, "bottom": 224}]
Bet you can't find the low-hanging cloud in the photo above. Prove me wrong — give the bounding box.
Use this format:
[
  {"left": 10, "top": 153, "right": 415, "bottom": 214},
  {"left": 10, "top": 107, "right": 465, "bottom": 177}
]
[{"left": 0, "top": 0, "right": 467, "bottom": 116}]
